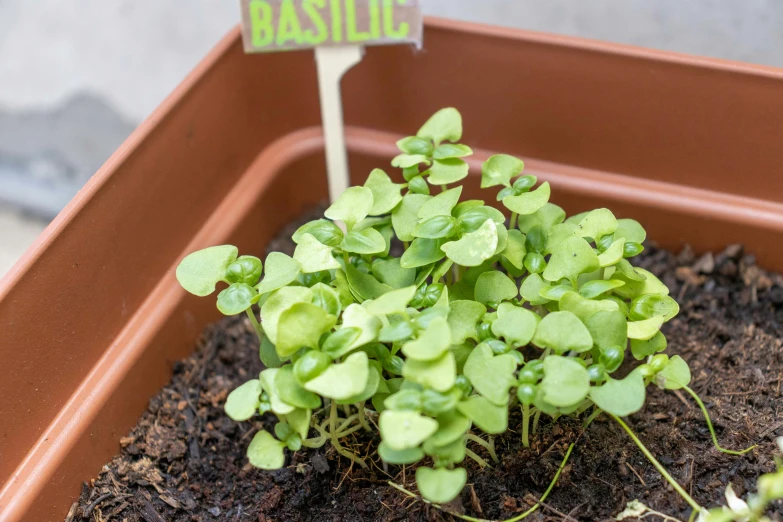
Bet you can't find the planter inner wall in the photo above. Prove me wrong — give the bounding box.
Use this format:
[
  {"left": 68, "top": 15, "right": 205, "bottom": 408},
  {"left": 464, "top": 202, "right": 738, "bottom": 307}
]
[{"left": 3, "top": 18, "right": 783, "bottom": 521}]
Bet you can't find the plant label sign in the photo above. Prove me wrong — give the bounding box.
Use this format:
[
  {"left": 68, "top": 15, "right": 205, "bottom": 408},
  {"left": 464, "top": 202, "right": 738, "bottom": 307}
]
[{"left": 239, "top": 0, "right": 423, "bottom": 53}]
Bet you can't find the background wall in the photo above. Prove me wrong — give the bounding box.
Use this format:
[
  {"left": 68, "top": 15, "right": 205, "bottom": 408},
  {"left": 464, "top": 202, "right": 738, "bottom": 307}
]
[{"left": 2, "top": 0, "right": 783, "bottom": 274}]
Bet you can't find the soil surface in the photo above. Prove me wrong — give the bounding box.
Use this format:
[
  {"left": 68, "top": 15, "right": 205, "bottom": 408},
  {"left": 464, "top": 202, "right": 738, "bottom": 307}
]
[{"left": 71, "top": 213, "right": 783, "bottom": 522}]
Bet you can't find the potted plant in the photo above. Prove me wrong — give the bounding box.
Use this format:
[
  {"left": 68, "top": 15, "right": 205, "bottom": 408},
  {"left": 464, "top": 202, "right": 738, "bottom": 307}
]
[{"left": 2, "top": 18, "right": 783, "bottom": 522}]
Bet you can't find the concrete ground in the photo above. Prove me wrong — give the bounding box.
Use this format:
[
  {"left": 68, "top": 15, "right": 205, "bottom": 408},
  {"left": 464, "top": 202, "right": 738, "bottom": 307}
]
[{"left": 2, "top": 0, "right": 783, "bottom": 276}]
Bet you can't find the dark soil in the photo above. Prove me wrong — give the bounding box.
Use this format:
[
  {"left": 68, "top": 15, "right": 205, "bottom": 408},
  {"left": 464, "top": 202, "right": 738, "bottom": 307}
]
[{"left": 70, "top": 213, "right": 783, "bottom": 522}]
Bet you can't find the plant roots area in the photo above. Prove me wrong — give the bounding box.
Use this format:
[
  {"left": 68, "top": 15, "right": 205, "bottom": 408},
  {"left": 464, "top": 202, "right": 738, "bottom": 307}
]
[{"left": 71, "top": 210, "right": 783, "bottom": 522}]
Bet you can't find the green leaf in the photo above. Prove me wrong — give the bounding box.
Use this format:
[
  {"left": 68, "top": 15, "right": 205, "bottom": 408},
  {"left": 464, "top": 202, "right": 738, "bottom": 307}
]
[
  {"left": 413, "top": 215, "right": 458, "bottom": 239},
  {"left": 324, "top": 186, "right": 374, "bottom": 229},
  {"left": 491, "top": 302, "right": 539, "bottom": 347},
  {"left": 225, "top": 256, "right": 263, "bottom": 285},
  {"left": 655, "top": 355, "right": 691, "bottom": 390},
  {"left": 379, "top": 320, "right": 415, "bottom": 343},
  {"left": 247, "top": 430, "right": 286, "bottom": 470},
  {"left": 321, "top": 327, "right": 361, "bottom": 358},
  {"left": 474, "top": 270, "right": 518, "bottom": 306},
  {"left": 558, "top": 291, "right": 620, "bottom": 322},
  {"left": 346, "top": 263, "right": 393, "bottom": 300},
  {"left": 255, "top": 252, "right": 302, "bottom": 295},
  {"left": 366, "top": 285, "right": 417, "bottom": 316},
  {"left": 598, "top": 239, "right": 625, "bottom": 267},
  {"left": 259, "top": 368, "right": 295, "bottom": 415},
  {"left": 337, "top": 364, "right": 381, "bottom": 404},
  {"left": 428, "top": 411, "right": 471, "bottom": 447},
  {"left": 372, "top": 257, "right": 416, "bottom": 289},
  {"left": 310, "top": 282, "right": 341, "bottom": 316},
  {"left": 503, "top": 182, "right": 551, "bottom": 215},
  {"left": 463, "top": 343, "right": 518, "bottom": 406},
  {"left": 293, "top": 233, "right": 340, "bottom": 273},
  {"left": 543, "top": 223, "right": 577, "bottom": 255},
  {"left": 519, "top": 273, "right": 550, "bottom": 305},
  {"left": 543, "top": 235, "right": 600, "bottom": 285},
  {"left": 447, "top": 300, "right": 486, "bottom": 344},
  {"left": 392, "top": 153, "right": 431, "bottom": 168},
  {"left": 304, "top": 351, "right": 369, "bottom": 400},
  {"left": 539, "top": 283, "right": 572, "bottom": 301},
  {"left": 585, "top": 310, "right": 627, "bottom": 350},
  {"left": 275, "top": 365, "right": 321, "bottom": 409},
  {"left": 517, "top": 203, "right": 566, "bottom": 233},
  {"left": 614, "top": 218, "right": 647, "bottom": 243},
  {"left": 292, "top": 219, "right": 344, "bottom": 247},
  {"left": 397, "top": 136, "right": 434, "bottom": 156},
  {"left": 334, "top": 304, "right": 382, "bottom": 356},
  {"left": 457, "top": 205, "right": 505, "bottom": 233},
  {"left": 418, "top": 186, "right": 463, "bottom": 220},
  {"left": 332, "top": 270, "right": 356, "bottom": 308},
  {"left": 403, "top": 351, "right": 456, "bottom": 392},
  {"left": 481, "top": 154, "right": 524, "bottom": 188},
  {"left": 627, "top": 315, "right": 665, "bottom": 340},
  {"left": 176, "top": 245, "right": 238, "bottom": 296},
  {"left": 286, "top": 408, "right": 311, "bottom": 439},
  {"left": 610, "top": 266, "right": 669, "bottom": 299},
  {"left": 216, "top": 283, "right": 257, "bottom": 315},
  {"left": 380, "top": 410, "right": 439, "bottom": 451},
  {"left": 260, "top": 286, "right": 313, "bottom": 345},
  {"left": 225, "top": 379, "right": 261, "bottom": 421},
  {"left": 589, "top": 370, "right": 646, "bottom": 415},
  {"left": 441, "top": 219, "right": 499, "bottom": 267},
  {"left": 502, "top": 229, "right": 527, "bottom": 270},
  {"left": 629, "top": 294, "right": 680, "bottom": 322},
  {"left": 276, "top": 302, "right": 337, "bottom": 357},
  {"left": 259, "top": 334, "right": 283, "bottom": 368},
  {"left": 401, "top": 238, "right": 447, "bottom": 268},
  {"left": 452, "top": 200, "right": 485, "bottom": 218},
  {"left": 532, "top": 311, "right": 593, "bottom": 353},
  {"left": 364, "top": 168, "right": 403, "bottom": 215},
  {"left": 417, "top": 107, "right": 462, "bottom": 144},
  {"left": 341, "top": 228, "right": 387, "bottom": 254},
  {"left": 631, "top": 331, "right": 667, "bottom": 360},
  {"left": 433, "top": 143, "right": 473, "bottom": 160},
  {"left": 379, "top": 442, "right": 425, "bottom": 464},
  {"left": 392, "top": 193, "right": 432, "bottom": 242},
  {"left": 457, "top": 396, "right": 508, "bottom": 434},
  {"left": 573, "top": 208, "right": 618, "bottom": 240},
  {"left": 407, "top": 175, "right": 430, "bottom": 194},
  {"left": 402, "top": 316, "right": 452, "bottom": 361},
  {"left": 540, "top": 355, "right": 590, "bottom": 407},
  {"left": 416, "top": 467, "right": 467, "bottom": 504},
  {"left": 579, "top": 279, "right": 625, "bottom": 298},
  {"left": 428, "top": 158, "right": 470, "bottom": 185},
  {"left": 385, "top": 389, "right": 423, "bottom": 411}
]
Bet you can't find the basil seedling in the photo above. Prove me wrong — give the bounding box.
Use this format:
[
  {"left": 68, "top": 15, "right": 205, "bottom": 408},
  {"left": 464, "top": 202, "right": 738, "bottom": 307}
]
[{"left": 176, "top": 107, "right": 741, "bottom": 511}]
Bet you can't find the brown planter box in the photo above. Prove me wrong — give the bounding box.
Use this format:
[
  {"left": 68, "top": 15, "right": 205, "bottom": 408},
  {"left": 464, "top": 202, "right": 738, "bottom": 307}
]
[{"left": 3, "top": 17, "right": 783, "bottom": 522}]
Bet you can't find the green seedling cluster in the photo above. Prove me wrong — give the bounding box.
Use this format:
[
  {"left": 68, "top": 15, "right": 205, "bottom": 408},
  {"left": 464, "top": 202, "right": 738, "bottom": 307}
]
[{"left": 176, "top": 108, "right": 750, "bottom": 510}]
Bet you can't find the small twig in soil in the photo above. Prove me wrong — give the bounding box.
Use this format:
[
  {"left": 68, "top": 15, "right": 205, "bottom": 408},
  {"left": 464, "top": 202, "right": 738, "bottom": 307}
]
[
  {"left": 565, "top": 501, "right": 587, "bottom": 520},
  {"left": 523, "top": 495, "right": 576, "bottom": 521},
  {"left": 83, "top": 492, "right": 112, "bottom": 518},
  {"left": 625, "top": 462, "right": 646, "bottom": 486}
]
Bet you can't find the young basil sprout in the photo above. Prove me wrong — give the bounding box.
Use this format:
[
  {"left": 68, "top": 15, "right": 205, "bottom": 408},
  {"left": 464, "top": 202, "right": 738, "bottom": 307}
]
[{"left": 174, "top": 107, "right": 729, "bottom": 509}]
